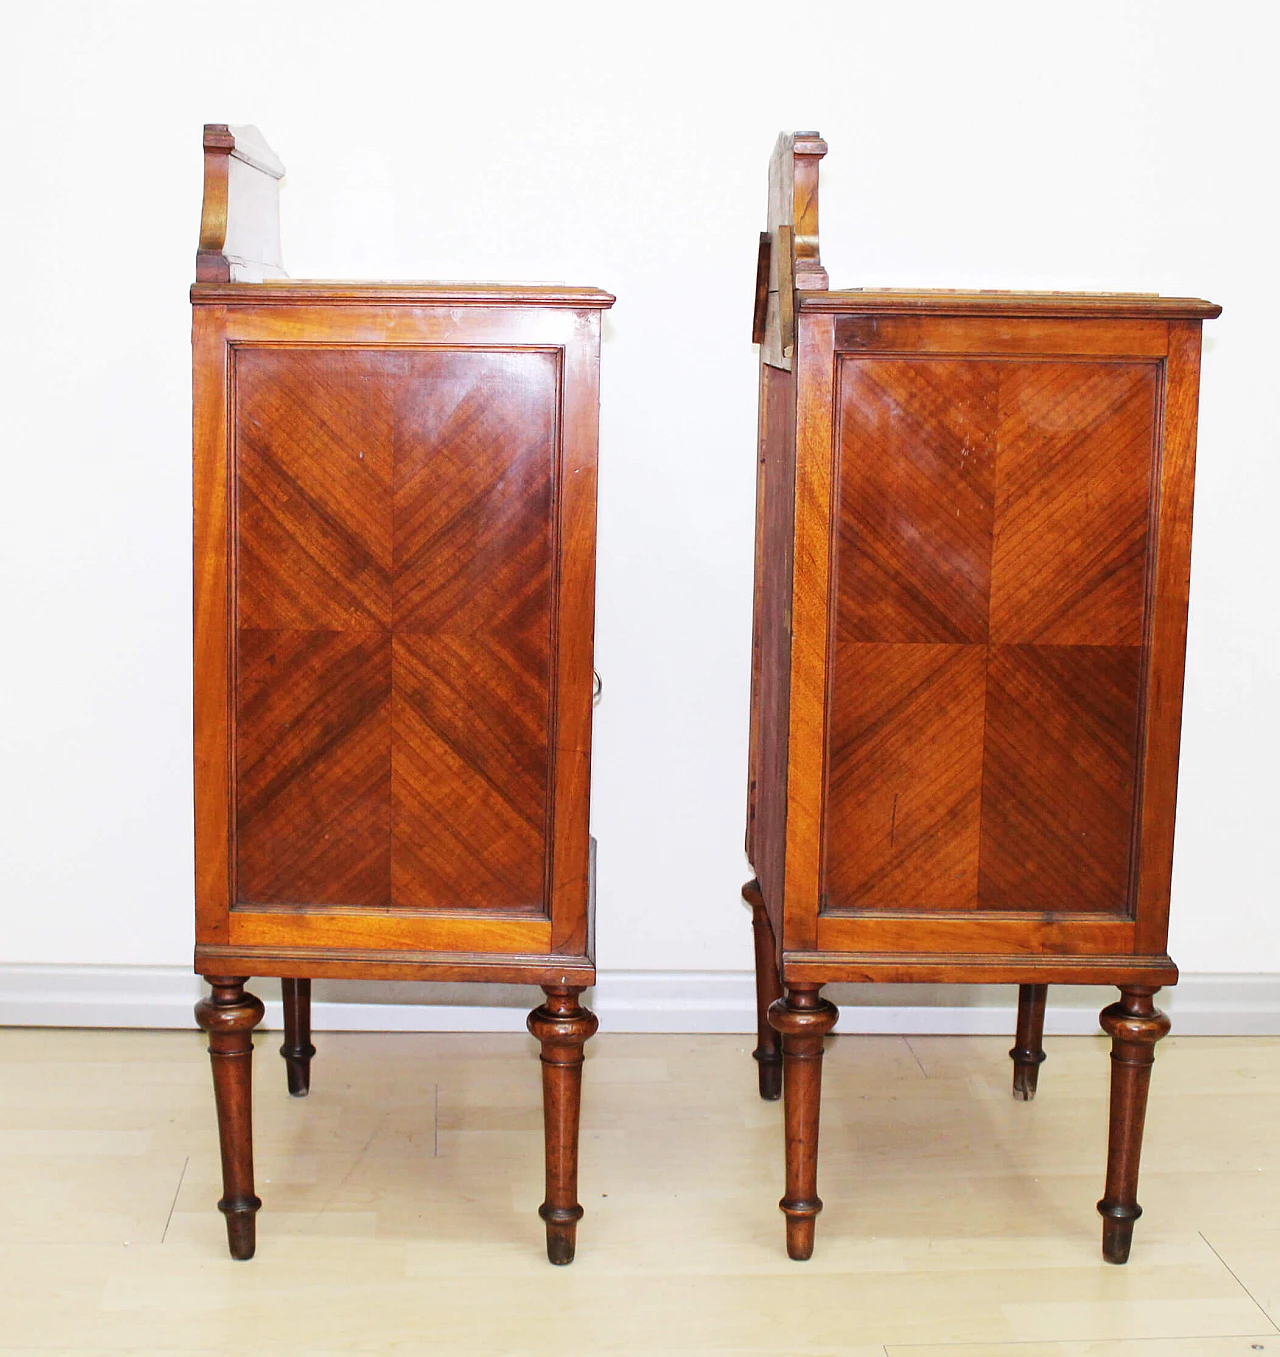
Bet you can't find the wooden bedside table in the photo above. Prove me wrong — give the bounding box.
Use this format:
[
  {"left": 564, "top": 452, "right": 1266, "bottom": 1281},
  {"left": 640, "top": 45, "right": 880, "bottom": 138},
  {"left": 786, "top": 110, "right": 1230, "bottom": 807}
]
[
  {"left": 744, "top": 130, "right": 1218, "bottom": 1265},
  {"left": 191, "top": 125, "right": 612, "bottom": 1264}
]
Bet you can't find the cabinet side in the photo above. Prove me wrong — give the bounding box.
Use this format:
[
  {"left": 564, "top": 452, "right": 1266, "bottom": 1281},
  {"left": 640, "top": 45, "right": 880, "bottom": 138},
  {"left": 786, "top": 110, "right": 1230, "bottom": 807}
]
[{"left": 748, "top": 357, "right": 798, "bottom": 947}]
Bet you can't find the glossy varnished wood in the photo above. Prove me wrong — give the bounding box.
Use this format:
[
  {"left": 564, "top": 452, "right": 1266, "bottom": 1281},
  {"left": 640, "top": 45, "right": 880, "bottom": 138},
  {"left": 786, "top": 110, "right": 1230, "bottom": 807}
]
[
  {"left": 768, "top": 985, "right": 838, "bottom": 1261},
  {"left": 527, "top": 988, "right": 598, "bottom": 1264},
  {"left": 1098, "top": 987, "right": 1171, "bottom": 1262},
  {"left": 744, "top": 130, "right": 1217, "bottom": 1263},
  {"left": 233, "top": 347, "right": 557, "bottom": 915}
]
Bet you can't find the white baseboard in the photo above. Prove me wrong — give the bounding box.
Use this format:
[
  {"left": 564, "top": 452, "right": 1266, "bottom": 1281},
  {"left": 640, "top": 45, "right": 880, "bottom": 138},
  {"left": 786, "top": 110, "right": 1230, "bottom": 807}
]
[{"left": 1, "top": 965, "right": 1278, "bottom": 1036}]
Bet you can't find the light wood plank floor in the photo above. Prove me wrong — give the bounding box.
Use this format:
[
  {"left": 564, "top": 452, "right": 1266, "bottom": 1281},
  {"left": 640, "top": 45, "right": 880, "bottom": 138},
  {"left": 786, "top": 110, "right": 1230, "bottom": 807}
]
[{"left": 0, "top": 1026, "right": 1277, "bottom": 1355}]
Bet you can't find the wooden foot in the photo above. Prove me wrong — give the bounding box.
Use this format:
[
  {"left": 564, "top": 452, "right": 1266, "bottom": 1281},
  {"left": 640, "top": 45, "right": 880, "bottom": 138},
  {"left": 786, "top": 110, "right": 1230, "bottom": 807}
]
[
  {"left": 1010, "top": 983, "right": 1048, "bottom": 1101},
  {"left": 195, "top": 976, "right": 265, "bottom": 1260},
  {"left": 280, "top": 978, "right": 315, "bottom": 1097},
  {"left": 744, "top": 880, "right": 783, "bottom": 1100},
  {"left": 768, "top": 985, "right": 838, "bottom": 1260},
  {"left": 527, "top": 987, "right": 598, "bottom": 1265},
  {"left": 1097, "top": 986, "right": 1170, "bottom": 1264}
]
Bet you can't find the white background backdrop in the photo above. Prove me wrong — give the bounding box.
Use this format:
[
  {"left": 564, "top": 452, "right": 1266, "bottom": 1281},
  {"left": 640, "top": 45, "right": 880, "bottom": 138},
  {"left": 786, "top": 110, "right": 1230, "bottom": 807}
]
[{"left": 0, "top": 2, "right": 1275, "bottom": 1000}]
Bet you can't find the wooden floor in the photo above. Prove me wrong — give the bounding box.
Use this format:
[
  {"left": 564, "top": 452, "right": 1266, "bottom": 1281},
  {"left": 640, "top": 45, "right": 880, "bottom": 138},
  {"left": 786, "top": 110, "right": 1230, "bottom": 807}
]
[{"left": 0, "top": 1026, "right": 1277, "bottom": 1355}]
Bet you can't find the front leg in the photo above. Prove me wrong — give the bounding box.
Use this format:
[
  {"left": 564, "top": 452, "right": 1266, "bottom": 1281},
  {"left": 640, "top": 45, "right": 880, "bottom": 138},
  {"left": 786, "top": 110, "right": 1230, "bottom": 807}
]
[
  {"left": 527, "top": 987, "right": 598, "bottom": 1264},
  {"left": 1097, "top": 986, "right": 1171, "bottom": 1264},
  {"left": 195, "top": 976, "right": 265, "bottom": 1259},
  {"left": 768, "top": 984, "right": 839, "bottom": 1260},
  {"left": 743, "top": 879, "right": 783, "bottom": 1099}
]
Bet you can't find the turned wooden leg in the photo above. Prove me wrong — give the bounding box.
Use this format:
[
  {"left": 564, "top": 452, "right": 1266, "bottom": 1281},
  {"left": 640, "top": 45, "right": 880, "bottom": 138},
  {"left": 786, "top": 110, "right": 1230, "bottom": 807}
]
[
  {"left": 1097, "top": 986, "right": 1170, "bottom": 1264},
  {"left": 744, "top": 879, "right": 783, "bottom": 1100},
  {"left": 280, "top": 978, "right": 316, "bottom": 1097},
  {"left": 768, "top": 984, "right": 839, "bottom": 1261},
  {"left": 195, "top": 976, "right": 265, "bottom": 1260},
  {"left": 527, "top": 986, "right": 598, "bottom": 1265},
  {"left": 1010, "top": 983, "right": 1048, "bottom": 1101}
]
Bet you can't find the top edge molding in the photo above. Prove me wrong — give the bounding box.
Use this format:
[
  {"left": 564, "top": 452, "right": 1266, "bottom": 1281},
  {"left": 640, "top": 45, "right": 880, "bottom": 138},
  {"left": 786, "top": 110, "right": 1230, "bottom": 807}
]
[
  {"left": 191, "top": 282, "right": 617, "bottom": 308},
  {"left": 799, "top": 290, "right": 1221, "bottom": 319}
]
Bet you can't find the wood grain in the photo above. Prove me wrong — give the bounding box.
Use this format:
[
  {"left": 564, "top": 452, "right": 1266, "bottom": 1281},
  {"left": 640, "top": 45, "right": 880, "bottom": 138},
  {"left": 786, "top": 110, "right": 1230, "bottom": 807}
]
[
  {"left": 836, "top": 359, "right": 997, "bottom": 643},
  {"left": 236, "top": 348, "right": 393, "bottom": 631},
  {"left": 979, "top": 645, "right": 1143, "bottom": 913},
  {"left": 1133, "top": 321, "right": 1205, "bottom": 954},
  {"left": 824, "top": 643, "right": 986, "bottom": 910},
  {"left": 990, "top": 362, "right": 1158, "bottom": 645},
  {"left": 232, "top": 346, "right": 557, "bottom": 915},
  {"left": 235, "top": 629, "right": 392, "bottom": 906}
]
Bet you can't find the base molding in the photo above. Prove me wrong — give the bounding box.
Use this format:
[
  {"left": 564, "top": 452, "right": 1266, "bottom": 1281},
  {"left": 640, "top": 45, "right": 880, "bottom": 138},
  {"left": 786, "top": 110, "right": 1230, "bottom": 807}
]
[{"left": 0, "top": 965, "right": 1276, "bottom": 1036}]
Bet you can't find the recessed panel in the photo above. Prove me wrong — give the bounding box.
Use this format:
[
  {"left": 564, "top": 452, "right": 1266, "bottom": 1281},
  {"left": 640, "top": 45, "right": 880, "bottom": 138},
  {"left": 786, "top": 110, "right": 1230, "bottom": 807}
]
[
  {"left": 825, "top": 356, "right": 1155, "bottom": 919},
  {"left": 233, "top": 347, "right": 558, "bottom": 913}
]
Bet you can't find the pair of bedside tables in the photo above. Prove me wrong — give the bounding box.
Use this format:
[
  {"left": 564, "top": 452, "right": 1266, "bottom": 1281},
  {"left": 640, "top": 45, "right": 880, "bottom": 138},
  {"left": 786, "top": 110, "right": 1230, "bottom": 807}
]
[{"left": 191, "top": 126, "right": 1217, "bottom": 1267}]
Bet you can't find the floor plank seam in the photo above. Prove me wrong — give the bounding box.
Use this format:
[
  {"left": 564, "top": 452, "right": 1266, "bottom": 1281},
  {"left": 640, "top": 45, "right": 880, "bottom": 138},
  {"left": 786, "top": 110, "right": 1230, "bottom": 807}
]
[
  {"left": 158, "top": 1155, "right": 188, "bottom": 1246},
  {"left": 1199, "top": 1230, "right": 1280, "bottom": 1335}
]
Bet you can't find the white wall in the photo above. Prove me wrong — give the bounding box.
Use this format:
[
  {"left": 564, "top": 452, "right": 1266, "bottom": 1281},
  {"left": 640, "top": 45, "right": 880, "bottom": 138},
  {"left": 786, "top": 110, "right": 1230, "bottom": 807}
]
[{"left": 0, "top": 1, "right": 1275, "bottom": 981}]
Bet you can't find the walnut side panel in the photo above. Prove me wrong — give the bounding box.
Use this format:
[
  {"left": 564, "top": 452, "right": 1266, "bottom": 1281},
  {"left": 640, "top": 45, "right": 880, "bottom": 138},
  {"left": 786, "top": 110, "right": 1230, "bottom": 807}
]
[
  {"left": 823, "top": 352, "right": 1158, "bottom": 923},
  {"left": 232, "top": 345, "right": 557, "bottom": 916}
]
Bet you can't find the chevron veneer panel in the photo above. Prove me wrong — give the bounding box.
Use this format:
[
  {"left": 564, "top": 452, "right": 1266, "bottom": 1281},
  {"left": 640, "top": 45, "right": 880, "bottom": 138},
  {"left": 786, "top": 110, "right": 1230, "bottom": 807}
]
[
  {"left": 825, "top": 357, "right": 1157, "bottom": 916},
  {"left": 234, "top": 347, "right": 557, "bottom": 913}
]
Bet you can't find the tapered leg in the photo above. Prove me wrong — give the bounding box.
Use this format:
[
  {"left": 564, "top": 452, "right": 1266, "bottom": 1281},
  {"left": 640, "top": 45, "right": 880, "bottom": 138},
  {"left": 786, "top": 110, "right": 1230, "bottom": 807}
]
[
  {"left": 1097, "top": 986, "right": 1170, "bottom": 1264},
  {"left": 744, "top": 879, "right": 783, "bottom": 1100},
  {"left": 280, "top": 978, "right": 316, "bottom": 1097},
  {"left": 768, "top": 985, "right": 839, "bottom": 1260},
  {"left": 527, "top": 987, "right": 598, "bottom": 1265},
  {"left": 1010, "top": 983, "right": 1048, "bottom": 1100},
  {"left": 194, "top": 976, "right": 265, "bottom": 1259}
]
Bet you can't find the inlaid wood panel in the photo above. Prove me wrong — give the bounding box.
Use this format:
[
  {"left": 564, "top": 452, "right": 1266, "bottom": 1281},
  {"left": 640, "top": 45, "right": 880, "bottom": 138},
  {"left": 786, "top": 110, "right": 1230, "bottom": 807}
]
[
  {"left": 825, "top": 643, "right": 986, "bottom": 910},
  {"left": 236, "top": 629, "right": 392, "bottom": 906},
  {"left": 836, "top": 360, "right": 997, "bottom": 644},
  {"left": 825, "top": 356, "right": 1158, "bottom": 918},
  {"left": 236, "top": 349, "right": 393, "bottom": 630},
  {"left": 393, "top": 634, "right": 546, "bottom": 911},
  {"left": 233, "top": 346, "right": 558, "bottom": 913},
  {"left": 990, "top": 363, "right": 1158, "bottom": 645},
  {"left": 979, "top": 644, "right": 1143, "bottom": 912}
]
